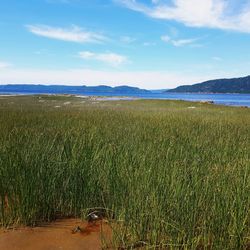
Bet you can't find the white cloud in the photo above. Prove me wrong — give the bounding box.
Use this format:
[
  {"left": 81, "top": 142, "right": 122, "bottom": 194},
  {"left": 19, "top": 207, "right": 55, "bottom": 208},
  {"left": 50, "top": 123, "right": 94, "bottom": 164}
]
[
  {"left": 0, "top": 67, "right": 243, "bottom": 89},
  {"left": 117, "top": 0, "right": 250, "bottom": 33},
  {"left": 161, "top": 35, "right": 199, "bottom": 47},
  {"left": 79, "top": 51, "right": 128, "bottom": 67},
  {"left": 0, "top": 61, "right": 11, "bottom": 69},
  {"left": 26, "top": 25, "right": 107, "bottom": 43}
]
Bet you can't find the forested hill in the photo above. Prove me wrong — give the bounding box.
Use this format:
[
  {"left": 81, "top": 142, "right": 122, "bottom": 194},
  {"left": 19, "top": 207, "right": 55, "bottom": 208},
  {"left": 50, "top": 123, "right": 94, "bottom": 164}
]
[{"left": 167, "top": 75, "right": 250, "bottom": 93}]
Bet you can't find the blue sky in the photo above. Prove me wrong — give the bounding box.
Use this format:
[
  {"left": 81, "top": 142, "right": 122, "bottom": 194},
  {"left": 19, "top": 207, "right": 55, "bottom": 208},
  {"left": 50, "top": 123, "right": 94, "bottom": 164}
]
[{"left": 1, "top": 0, "right": 250, "bottom": 89}]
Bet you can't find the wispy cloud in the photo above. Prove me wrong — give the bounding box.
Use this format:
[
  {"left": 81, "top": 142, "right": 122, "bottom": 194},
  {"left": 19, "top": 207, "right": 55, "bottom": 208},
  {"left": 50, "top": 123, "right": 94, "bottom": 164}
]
[
  {"left": 161, "top": 35, "right": 171, "bottom": 43},
  {"left": 172, "top": 38, "right": 199, "bottom": 47},
  {"left": 0, "top": 61, "right": 11, "bottom": 69},
  {"left": 212, "top": 56, "right": 223, "bottom": 61},
  {"left": 143, "top": 42, "right": 156, "bottom": 46},
  {"left": 120, "top": 36, "right": 136, "bottom": 43},
  {"left": 79, "top": 51, "right": 128, "bottom": 67},
  {"left": 117, "top": 0, "right": 250, "bottom": 33},
  {"left": 161, "top": 35, "right": 199, "bottom": 47},
  {"left": 26, "top": 25, "right": 108, "bottom": 43}
]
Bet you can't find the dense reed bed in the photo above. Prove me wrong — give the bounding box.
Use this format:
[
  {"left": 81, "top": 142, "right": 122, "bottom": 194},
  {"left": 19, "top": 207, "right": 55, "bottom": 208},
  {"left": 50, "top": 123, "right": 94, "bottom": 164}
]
[{"left": 0, "top": 95, "right": 249, "bottom": 249}]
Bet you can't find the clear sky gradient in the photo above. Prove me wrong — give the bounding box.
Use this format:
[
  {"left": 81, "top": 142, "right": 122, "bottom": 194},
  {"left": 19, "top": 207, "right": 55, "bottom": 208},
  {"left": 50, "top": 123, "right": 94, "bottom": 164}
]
[{"left": 1, "top": 0, "right": 250, "bottom": 89}]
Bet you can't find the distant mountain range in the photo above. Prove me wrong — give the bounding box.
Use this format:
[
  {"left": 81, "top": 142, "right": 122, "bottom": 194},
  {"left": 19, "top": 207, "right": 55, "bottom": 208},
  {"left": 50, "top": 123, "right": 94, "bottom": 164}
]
[
  {"left": 0, "top": 84, "right": 150, "bottom": 94},
  {"left": 1, "top": 75, "right": 250, "bottom": 95},
  {"left": 167, "top": 75, "right": 250, "bottom": 93}
]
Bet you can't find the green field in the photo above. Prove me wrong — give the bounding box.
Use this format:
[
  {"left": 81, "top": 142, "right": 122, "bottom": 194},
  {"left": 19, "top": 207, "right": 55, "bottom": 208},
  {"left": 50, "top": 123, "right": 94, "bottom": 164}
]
[{"left": 0, "top": 95, "right": 249, "bottom": 249}]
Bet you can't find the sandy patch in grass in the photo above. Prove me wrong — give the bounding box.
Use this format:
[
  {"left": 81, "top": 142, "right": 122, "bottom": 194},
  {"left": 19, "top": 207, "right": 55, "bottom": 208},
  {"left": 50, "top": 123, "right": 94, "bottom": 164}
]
[
  {"left": 75, "top": 96, "right": 89, "bottom": 99},
  {"left": 0, "top": 95, "right": 20, "bottom": 97},
  {"left": 96, "top": 97, "right": 138, "bottom": 101},
  {"left": 0, "top": 219, "right": 112, "bottom": 250}
]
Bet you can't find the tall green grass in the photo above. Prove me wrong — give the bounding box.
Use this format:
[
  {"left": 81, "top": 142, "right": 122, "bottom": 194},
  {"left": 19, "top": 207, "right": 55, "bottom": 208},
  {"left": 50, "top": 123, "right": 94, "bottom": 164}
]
[{"left": 0, "top": 95, "right": 249, "bottom": 249}]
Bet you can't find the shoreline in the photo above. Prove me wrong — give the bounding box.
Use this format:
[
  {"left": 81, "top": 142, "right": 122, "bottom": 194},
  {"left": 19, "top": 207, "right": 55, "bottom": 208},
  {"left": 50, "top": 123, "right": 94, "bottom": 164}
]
[{"left": 0, "top": 93, "right": 249, "bottom": 108}]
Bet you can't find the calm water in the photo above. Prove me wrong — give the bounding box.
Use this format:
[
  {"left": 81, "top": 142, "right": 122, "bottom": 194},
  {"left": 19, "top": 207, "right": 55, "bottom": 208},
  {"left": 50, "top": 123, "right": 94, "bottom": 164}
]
[{"left": 1, "top": 91, "right": 250, "bottom": 107}]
